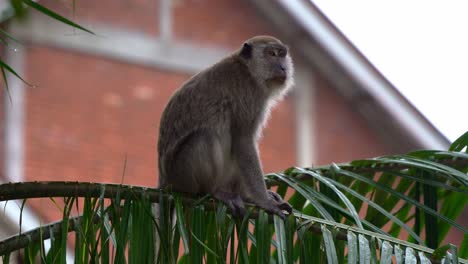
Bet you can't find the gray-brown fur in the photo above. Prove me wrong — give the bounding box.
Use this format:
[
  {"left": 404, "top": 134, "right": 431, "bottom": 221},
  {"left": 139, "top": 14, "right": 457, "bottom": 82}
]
[{"left": 157, "top": 36, "right": 294, "bottom": 218}]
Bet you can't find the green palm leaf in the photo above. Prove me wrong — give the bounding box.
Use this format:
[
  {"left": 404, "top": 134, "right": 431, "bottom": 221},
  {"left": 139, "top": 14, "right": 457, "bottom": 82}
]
[{"left": 0, "top": 133, "right": 467, "bottom": 262}]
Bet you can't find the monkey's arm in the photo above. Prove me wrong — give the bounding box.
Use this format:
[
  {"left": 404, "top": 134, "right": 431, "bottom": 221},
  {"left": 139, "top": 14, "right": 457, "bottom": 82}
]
[{"left": 234, "top": 137, "right": 292, "bottom": 218}]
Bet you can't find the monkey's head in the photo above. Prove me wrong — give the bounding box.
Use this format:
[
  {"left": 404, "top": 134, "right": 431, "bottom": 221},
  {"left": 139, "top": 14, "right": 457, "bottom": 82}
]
[{"left": 239, "top": 36, "right": 294, "bottom": 94}]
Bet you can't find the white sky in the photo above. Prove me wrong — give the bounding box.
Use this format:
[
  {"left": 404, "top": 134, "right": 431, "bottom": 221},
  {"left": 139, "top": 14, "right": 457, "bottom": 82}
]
[{"left": 312, "top": 1, "right": 468, "bottom": 142}]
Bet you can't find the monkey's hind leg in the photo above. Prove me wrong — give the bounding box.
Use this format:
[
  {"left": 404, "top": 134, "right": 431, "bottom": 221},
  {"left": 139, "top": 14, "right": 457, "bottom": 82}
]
[
  {"left": 164, "top": 130, "right": 225, "bottom": 194},
  {"left": 213, "top": 191, "right": 246, "bottom": 219}
]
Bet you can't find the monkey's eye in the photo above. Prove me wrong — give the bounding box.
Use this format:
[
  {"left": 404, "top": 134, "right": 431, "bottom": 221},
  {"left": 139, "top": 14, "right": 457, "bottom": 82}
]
[
  {"left": 277, "top": 48, "right": 287, "bottom": 57},
  {"left": 267, "top": 49, "right": 277, "bottom": 57}
]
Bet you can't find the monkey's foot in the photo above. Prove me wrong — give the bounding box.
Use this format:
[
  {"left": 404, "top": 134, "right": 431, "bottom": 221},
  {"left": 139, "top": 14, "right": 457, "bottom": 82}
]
[
  {"left": 213, "top": 191, "right": 246, "bottom": 219},
  {"left": 267, "top": 190, "right": 293, "bottom": 218}
]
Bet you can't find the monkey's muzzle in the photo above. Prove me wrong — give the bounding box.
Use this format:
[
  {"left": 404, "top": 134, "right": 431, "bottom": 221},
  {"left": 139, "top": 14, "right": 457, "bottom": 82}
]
[{"left": 273, "top": 65, "right": 287, "bottom": 83}]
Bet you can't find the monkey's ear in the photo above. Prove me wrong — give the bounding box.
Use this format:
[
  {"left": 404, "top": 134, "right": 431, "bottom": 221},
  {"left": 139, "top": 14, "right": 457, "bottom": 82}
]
[{"left": 240, "top": 42, "right": 252, "bottom": 59}]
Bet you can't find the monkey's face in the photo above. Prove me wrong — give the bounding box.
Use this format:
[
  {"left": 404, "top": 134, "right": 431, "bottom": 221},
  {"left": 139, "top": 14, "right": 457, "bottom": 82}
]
[
  {"left": 262, "top": 44, "right": 291, "bottom": 84},
  {"left": 241, "top": 36, "right": 294, "bottom": 92}
]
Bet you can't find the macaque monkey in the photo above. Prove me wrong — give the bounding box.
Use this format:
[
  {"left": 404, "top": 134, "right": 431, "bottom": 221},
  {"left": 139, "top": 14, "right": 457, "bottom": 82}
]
[{"left": 158, "top": 36, "right": 294, "bottom": 218}]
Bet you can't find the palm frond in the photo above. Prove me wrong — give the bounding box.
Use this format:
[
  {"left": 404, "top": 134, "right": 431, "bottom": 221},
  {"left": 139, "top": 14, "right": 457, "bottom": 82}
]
[{"left": 0, "top": 135, "right": 467, "bottom": 262}]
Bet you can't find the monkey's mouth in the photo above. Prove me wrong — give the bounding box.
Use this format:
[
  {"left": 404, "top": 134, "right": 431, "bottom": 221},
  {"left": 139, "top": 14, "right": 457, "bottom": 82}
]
[{"left": 270, "top": 75, "right": 287, "bottom": 84}]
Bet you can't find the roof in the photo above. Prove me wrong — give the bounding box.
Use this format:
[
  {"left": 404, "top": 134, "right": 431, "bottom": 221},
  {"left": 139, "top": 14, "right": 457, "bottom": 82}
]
[{"left": 250, "top": 0, "right": 450, "bottom": 152}]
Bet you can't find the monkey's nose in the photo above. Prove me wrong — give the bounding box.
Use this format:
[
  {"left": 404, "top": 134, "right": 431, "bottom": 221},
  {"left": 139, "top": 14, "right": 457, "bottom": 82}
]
[
  {"left": 273, "top": 65, "right": 287, "bottom": 83},
  {"left": 280, "top": 65, "right": 286, "bottom": 73},
  {"left": 277, "top": 65, "right": 286, "bottom": 75},
  {"left": 278, "top": 65, "right": 287, "bottom": 77}
]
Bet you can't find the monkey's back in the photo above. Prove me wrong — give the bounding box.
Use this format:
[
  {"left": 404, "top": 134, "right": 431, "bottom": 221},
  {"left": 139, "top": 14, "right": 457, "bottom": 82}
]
[
  {"left": 158, "top": 57, "right": 232, "bottom": 186},
  {"left": 157, "top": 55, "right": 269, "bottom": 191}
]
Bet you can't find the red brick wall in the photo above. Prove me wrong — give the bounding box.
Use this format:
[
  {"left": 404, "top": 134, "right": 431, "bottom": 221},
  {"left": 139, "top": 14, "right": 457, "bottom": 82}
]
[
  {"left": 24, "top": 46, "right": 187, "bottom": 187},
  {"left": 38, "top": 0, "right": 158, "bottom": 35},
  {"left": 38, "top": 0, "right": 276, "bottom": 49},
  {"left": 260, "top": 96, "right": 296, "bottom": 173},
  {"left": 315, "top": 75, "right": 390, "bottom": 165},
  {"left": 173, "top": 0, "right": 276, "bottom": 48}
]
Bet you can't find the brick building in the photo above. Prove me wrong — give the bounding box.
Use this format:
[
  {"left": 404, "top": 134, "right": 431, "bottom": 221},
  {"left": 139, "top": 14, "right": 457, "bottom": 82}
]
[{"left": 0, "top": 0, "right": 454, "bottom": 258}]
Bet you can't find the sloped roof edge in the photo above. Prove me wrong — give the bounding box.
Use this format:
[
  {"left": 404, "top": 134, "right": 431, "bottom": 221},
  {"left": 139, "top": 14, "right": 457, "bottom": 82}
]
[{"left": 251, "top": 0, "right": 449, "bottom": 151}]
